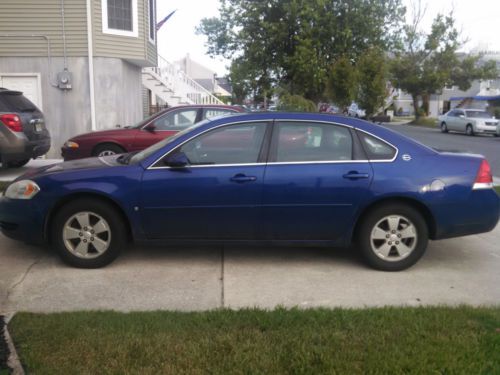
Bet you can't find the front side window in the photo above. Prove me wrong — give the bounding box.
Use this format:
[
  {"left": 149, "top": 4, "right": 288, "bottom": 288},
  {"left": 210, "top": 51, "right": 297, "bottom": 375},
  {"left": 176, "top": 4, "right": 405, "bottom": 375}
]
[
  {"left": 153, "top": 109, "right": 198, "bottom": 131},
  {"left": 357, "top": 131, "right": 396, "bottom": 160},
  {"left": 274, "top": 122, "right": 353, "bottom": 162},
  {"left": 102, "top": 0, "right": 138, "bottom": 37},
  {"left": 178, "top": 123, "right": 267, "bottom": 165}
]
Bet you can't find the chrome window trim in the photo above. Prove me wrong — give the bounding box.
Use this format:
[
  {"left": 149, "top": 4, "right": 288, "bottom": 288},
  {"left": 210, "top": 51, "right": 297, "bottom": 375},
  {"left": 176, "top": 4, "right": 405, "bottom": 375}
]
[{"left": 146, "top": 119, "right": 399, "bottom": 170}]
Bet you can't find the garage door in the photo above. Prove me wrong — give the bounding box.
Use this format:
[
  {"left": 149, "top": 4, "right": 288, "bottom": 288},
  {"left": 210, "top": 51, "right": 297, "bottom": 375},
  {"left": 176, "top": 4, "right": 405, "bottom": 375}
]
[{"left": 0, "top": 74, "right": 42, "bottom": 110}]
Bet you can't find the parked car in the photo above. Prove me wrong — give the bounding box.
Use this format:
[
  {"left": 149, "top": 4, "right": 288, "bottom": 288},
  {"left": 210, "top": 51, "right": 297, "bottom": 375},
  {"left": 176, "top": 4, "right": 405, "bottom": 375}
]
[
  {"left": 1, "top": 113, "right": 498, "bottom": 270},
  {"left": 61, "top": 105, "right": 245, "bottom": 160},
  {"left": 438, "top": 109, "right": 499, "bottom": 136},
  {"left": 347, "top": 103, "right": 366, "bottom": 118},
  {"left": 0, "top": 88, "right": 51, "bottom": 168}
]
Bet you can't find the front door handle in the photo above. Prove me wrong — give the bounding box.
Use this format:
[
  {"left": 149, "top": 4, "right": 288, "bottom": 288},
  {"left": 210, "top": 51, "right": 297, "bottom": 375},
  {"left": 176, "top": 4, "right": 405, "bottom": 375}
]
[
  {"left": 342, "top": 171, "right": 370, "bottom": 180},
  {"left": 230, "top": 174, "right": 257, "bottom": 183}
]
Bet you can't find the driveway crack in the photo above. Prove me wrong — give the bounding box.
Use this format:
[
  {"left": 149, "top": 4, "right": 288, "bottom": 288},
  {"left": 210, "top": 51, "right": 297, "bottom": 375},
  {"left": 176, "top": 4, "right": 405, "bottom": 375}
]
[{"left": 2, "top": 256, "right": 43, "bottom": 308}]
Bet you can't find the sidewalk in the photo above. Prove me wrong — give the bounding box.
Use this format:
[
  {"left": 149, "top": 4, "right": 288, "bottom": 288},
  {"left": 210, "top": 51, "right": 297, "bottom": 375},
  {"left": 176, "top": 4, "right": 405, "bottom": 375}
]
[{"left": 0, "top": 159, "right": 62, "bottom": 182}]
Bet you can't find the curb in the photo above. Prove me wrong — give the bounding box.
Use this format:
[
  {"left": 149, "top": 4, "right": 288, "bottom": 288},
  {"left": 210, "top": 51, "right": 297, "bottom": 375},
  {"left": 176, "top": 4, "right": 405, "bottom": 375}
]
[{"left": 3, "top": 313, "right": 24, "bottom": 375}]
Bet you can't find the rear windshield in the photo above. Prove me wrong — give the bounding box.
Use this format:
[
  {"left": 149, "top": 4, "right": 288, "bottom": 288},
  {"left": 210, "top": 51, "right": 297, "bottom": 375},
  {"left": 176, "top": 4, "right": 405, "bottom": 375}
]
[
  {"left": 0, "top": 92, "right": 38, "bottom": 112},
  {"left": 465, "top": 111, "right": 493, "bottom": 119}
]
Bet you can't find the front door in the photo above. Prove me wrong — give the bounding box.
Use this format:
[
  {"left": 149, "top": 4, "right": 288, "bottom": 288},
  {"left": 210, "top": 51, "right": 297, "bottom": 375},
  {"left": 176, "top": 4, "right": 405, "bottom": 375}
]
[
  {"left": 131, "top": 107, "right": 200, "bottom": 151},
  {"left": 262, "top": 121, "right": 373, "bottom": 241},
  {"left": 140, "top": 121, "right": 270, "bottom": 239}
]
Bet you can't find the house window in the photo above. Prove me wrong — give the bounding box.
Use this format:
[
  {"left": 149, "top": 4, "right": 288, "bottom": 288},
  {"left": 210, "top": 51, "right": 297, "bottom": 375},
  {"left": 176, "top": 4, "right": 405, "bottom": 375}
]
[
  {"left": 102, "top": 0, "right": 138, "bottom": 37},
  {"left": 148, "top": 0, "right": 156, "bottom": 43}
]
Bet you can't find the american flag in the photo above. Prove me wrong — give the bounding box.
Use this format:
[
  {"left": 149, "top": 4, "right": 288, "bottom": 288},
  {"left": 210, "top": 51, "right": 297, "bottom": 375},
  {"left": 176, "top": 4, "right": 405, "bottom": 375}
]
[{"left": 156, "top": 10, "right": 177, "bottom": 31}]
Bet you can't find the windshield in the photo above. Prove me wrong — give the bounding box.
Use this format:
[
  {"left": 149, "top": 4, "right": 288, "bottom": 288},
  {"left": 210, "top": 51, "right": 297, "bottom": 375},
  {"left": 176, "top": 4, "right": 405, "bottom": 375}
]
[
  {"left": 465, "top": 111, "right": 493, "bottom": 119},
  {"left": 129, "top": 120, "right": 210, "bottom": 164}
]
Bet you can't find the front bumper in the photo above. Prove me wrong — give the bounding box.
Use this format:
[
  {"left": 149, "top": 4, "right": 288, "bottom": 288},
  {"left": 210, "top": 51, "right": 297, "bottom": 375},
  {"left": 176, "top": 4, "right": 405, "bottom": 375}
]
[{"left": 0, "top": 196, "right": 45, "bottom": 244}]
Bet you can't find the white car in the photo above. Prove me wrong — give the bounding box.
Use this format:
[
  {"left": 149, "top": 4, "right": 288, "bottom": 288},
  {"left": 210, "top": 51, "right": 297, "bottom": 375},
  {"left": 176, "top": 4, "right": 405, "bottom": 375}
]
[
  {"left": 347, "top": 103, "right": 366, "bottom": 118},
  {"left": 438, "top": 109, "right": 499, "bottom": 137}
]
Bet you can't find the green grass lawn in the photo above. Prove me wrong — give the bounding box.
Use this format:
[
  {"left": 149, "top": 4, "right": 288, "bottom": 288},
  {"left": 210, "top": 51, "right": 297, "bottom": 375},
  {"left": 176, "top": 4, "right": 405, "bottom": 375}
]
[
  {"left": 9, "top": 307, "right": 500, "bottom": 374},
  {"left": 408, "top": 117, "right": 438, "bottom": 127}
]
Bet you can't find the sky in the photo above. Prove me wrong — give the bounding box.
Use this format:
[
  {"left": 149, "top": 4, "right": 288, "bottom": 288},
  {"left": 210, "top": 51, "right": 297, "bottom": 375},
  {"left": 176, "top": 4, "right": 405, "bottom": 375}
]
[{"left": 156, "top": 0, "right": 500, "bottom": 77}]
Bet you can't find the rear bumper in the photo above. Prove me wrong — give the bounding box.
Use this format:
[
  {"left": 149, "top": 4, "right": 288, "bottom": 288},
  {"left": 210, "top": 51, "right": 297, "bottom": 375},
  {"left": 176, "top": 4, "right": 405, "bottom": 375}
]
[
  {"left": 433, "top": 189, "right": 500, "bottom": 240},
  {"left": 0, "top": 196, "right": 45, "bottom": 244},
  {"left": 1, "top": 138, "right": 51, "bottom": 162}
]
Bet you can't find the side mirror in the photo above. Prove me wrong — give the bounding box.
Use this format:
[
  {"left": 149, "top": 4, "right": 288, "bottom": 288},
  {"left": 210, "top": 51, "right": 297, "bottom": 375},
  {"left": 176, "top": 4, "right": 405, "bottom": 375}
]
[
  {"left": 459, "top": 114, "right": 465, "bottom": 118},
  {"left": 164, "top": 152, "right": 189, "bottom": 168},
  {"left": 144, "top": 124, "right": 156, "bottom": 132}
]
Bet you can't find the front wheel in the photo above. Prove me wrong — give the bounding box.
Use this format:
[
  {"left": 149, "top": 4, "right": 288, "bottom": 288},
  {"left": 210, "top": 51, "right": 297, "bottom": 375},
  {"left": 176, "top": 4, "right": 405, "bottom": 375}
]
[
  {"left": 466, "top": 124, "right": 474, "bottom": 136},
  {"left": 51, "top": 199, "right": 127, "bottom": 268},
  {"left": 92, "top": 144, "right": 126, "bottom": 157},
  {"left": 357, "top": 204, "right": 428, "bottom": 271},
  {"left": 440, "top": 122, "right": 448, "bottom": 133}
]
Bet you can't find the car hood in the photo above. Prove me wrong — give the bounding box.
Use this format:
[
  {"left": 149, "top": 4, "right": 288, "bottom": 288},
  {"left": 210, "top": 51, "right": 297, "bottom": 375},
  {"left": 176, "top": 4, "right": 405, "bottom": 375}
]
[
  {"left": 17, "top": 156, "right": 121, "bottom": 181},
  {"left": 71, "top": 127, "right": 136, "bottom": 140}
]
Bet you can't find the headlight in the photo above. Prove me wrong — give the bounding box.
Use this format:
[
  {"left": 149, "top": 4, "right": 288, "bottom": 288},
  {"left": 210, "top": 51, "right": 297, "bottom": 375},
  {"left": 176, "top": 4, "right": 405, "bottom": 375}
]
[
  {"left": 64, "top": 141, "right": 79, "bottom": 149},
  {"left": 5, "top": 180, "right": 40, "bottom": 200}
]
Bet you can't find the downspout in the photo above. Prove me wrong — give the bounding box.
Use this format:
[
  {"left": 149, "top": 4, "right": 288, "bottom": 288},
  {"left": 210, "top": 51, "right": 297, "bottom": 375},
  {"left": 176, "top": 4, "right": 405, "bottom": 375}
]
[
  {"left": 60, "top": 0, "right": 68, "bottom": 70},
  {"left": 85, "top": 0, "right": 96, "bottom": 131}
]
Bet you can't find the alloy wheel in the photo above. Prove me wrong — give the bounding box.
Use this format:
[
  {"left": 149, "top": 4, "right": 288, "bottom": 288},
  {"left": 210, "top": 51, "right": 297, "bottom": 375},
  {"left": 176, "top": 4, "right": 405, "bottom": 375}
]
[
  {"left": 370, "top": 215, "right": 417, "bottom": 262},
  {"left": 62, "top": 211, "right": 112, "bottom": 259}
]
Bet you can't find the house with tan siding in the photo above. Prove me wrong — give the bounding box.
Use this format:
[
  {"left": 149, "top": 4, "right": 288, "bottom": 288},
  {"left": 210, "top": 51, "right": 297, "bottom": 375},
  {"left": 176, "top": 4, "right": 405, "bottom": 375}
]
[{"left": 0, "top": 0, "right": 157, "bottom": 157}]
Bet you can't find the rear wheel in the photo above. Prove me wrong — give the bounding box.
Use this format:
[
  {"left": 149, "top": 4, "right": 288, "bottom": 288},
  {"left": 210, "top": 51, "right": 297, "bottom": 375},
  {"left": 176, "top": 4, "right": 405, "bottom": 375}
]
[
  {"left": 440, "top": 122, "right": 448, "bottom": 133},
  {"left": 51, "top": 199, "right": 127, "bottom": 268},
  {"left": 92, "top": 144, "right": 126, "bottom": 157},
  {"left": 357, "top": 204, "right": 428, "bottom": 271},
  {"left": 466, "top": 124, "right": 474, "bottom": 136},
  {"left": 6, "top": 159, "right": 30, "bottom": 168}
]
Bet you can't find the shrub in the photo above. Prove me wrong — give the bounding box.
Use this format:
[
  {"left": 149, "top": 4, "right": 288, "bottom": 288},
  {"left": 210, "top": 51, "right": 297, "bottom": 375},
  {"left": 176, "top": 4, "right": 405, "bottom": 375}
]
[{"left": 278, "top": 94, "right": 316, "bottom": 112}]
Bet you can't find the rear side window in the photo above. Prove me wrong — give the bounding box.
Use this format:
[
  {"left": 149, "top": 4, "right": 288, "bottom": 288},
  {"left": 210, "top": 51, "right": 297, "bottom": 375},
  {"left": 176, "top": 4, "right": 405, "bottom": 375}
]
[
  {"left": 0, "top": 92, "right": 38, "bottom": 112},
  {"left": 203, "top": 108, "right": 236, "bottom": 120},
  {"left": 274, "top": 122, "right": 353, "bottom": 162},
  {"left": 357, "top": 131, "right": 397, "bottom": 160}
]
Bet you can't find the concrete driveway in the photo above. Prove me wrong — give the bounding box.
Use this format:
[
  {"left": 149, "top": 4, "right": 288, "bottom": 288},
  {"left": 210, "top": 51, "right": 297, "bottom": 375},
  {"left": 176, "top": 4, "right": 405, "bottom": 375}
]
[{"left": 1, "top": 224, "right": 499, "bottom": 313}]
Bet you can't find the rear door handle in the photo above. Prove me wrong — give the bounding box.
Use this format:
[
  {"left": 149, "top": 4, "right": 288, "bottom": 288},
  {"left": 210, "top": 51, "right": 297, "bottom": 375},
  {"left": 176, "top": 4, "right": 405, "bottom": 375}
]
[
  {"left": 342, "top": 171, "right": 370, "bottom": 180},
  {"left": 230, "top": 174, "right": 257, "bottom": 183}
]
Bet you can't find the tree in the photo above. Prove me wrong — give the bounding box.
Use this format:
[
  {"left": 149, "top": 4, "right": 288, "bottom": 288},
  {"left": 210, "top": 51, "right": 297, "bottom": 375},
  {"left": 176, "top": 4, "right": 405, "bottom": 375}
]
[
  {"left": 326, "top": 56, "right": 358, "bottom": 109},
  {"left": 390, "top": 1, "right": 498, "bottom": 118},
  {"left": 198, "top": 0, "right": 405, "bottom": 102},
  {"left": 357, "top": 48, "right": 388, "bottom": 117}
]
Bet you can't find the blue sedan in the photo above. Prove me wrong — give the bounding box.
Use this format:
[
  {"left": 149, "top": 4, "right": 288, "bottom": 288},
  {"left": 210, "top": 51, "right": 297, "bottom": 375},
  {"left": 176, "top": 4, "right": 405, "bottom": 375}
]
[{"left": 0, "top": 113, "right": 498, "bottom": 271}]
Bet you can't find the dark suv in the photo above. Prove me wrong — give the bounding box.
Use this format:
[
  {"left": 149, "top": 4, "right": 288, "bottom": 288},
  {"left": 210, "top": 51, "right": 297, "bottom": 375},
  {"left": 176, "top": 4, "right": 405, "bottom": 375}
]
[{"left": 0, "top": 88, "right": 51, "bottom": 168}]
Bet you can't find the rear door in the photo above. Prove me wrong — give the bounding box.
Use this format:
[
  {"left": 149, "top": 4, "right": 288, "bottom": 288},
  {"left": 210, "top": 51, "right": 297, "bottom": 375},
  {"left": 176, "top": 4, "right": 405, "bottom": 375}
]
[{"left": 261, "top": 121, "right": 373, "bottom": 241}]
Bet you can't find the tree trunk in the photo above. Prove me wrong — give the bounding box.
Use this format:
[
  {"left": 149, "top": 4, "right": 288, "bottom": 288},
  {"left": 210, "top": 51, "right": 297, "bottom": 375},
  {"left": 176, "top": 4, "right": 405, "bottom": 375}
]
[
  {"left": 421, "top": 93, "right": 430, "bottom": 117},
  {"left": 412, "top": 93, "right": 420, "bottom": 119}
]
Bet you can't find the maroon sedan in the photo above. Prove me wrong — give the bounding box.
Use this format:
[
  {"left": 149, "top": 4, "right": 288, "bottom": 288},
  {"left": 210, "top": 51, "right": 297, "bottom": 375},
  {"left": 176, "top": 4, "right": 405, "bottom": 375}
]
[{"left": 61, "top": 105, "right": 245, "bottom": 161}]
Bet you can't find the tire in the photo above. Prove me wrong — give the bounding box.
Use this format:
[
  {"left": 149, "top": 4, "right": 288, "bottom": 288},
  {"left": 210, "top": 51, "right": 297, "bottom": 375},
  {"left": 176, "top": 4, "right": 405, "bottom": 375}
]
[
  {"left": 92, "top": 143, "right": 126, "bottom": 157},
  {"left": 357, "top": 204, "right": 429, "bottom": 271},
  {"left": 6, "top": 159, "right": 30, "bottom": 168},
  {"left": 51, "top": 198, "right": 127, "bottom": 268},
  {"left": 440, "top": 122, "right": 448, "bottom": 133},
  {"left": 466, "top": 124, "right": 474, "bottom": 136}
]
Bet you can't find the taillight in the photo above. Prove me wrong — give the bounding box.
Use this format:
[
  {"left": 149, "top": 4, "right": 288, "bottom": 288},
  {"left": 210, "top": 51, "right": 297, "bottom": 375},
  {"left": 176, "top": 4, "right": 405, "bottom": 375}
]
[
  {"left": 473, "top": 159, "right": 493, "bottom": 190},
  {"left": 0, "top": 113, "right": 23, "bottom": 132}
]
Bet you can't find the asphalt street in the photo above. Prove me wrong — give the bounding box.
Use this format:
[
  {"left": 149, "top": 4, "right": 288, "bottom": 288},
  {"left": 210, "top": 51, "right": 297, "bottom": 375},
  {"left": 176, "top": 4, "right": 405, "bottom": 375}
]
[{"left": 381, "top": 123, "right": 500, "bottom": 177}]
